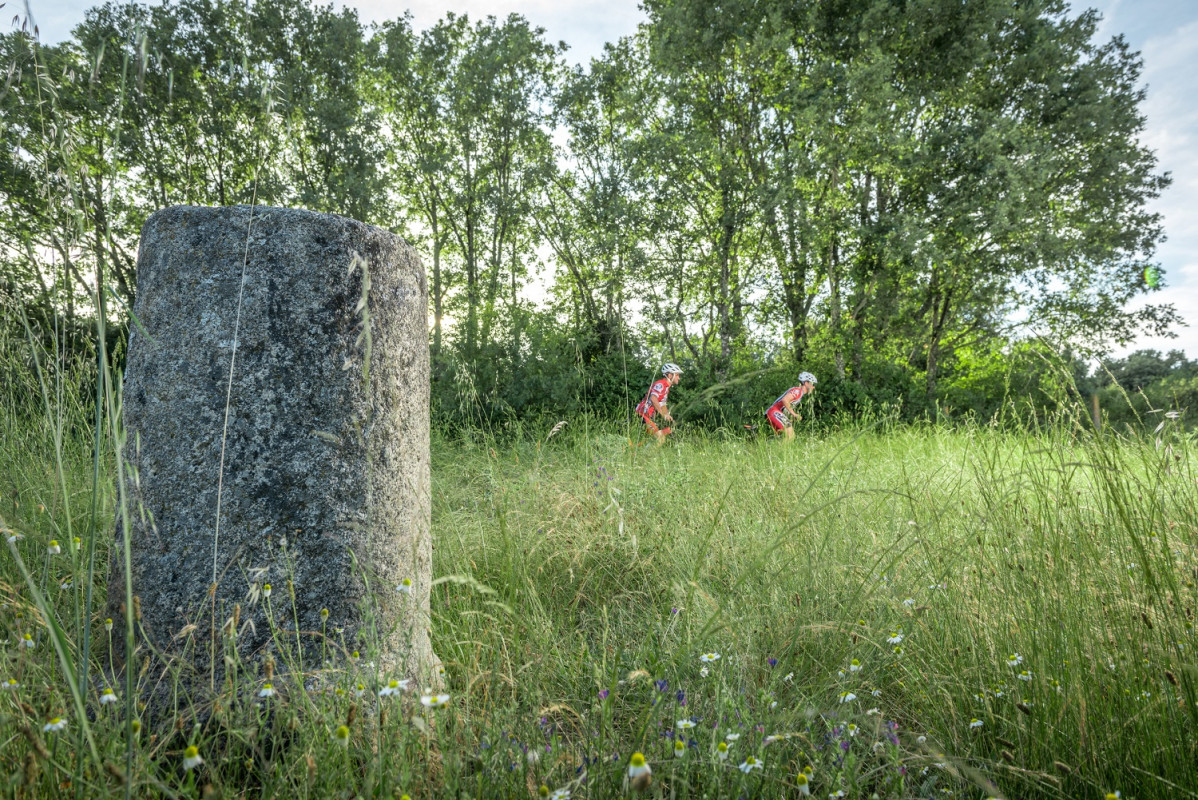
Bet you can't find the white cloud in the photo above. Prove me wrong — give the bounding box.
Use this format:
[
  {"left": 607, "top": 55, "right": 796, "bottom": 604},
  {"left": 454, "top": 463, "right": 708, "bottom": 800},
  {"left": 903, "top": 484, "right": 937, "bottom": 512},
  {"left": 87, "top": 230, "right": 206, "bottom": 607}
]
[
  {"left": 1124, "top": 21, "right": 1198, "bottom": 356},
  {"left": 1078, "top": 1, "right": 1198, "bottom": 356}
]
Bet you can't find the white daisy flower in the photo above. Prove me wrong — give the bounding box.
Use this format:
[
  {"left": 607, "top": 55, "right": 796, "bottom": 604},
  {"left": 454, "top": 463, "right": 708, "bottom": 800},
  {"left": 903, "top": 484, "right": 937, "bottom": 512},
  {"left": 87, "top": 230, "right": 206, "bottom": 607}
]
[
  {"left": 716, "top": 741, "right": 729, "bottom": 760},
  {"left": 839, "top": 691, "right": 857, "bottom": 703},
  {"left": 99, "top": 688, "right": 118, "bottom": 705},
  {"left": 673, "top": 740, "right": 686, "bottom": 758},
  {"left": 783, "top": 672, "right": 794, "bottom": 683},
  {"left": 886, "top": 632, "right": 903, "bottom": 645},
  {"left": 1017, "top": 670, "right": 1032, "bottom": 682},
  {"left": 43, "top": 717, "right": 67, "bottom": 733},
  {"left": 738, "top": 756, "right": 763, "bottom": 773},
  {"left": 969, "top": 718, "right": 983, "bottom": 729},
  {"left": 1006, "top": 653, "right": 1023, "bottom": 667},
  {"left": 420, "top": 693, "right": 451, "bottom": 708},
  {"left": 48, "top": 540, "right": 61, "bottom": 555},
  {"left": 796, "top": 771, "right": 810, "bottom": 795},
  {"left": 21, "top": 633, "right": 34, "bottom": 649},
  {"left": 849, "top": 659, "right": 862, "bottom": 673},
  {"left": 2, "top": 678, "right": 18, "bottom": 690},
  {"left": 676, "top": 719, "right": 696, "bottom": 731},
  {"left": 397, "top": 578, "right": 413, "bottom": 595},
  {"left": 725, "top": 733, "right": 741, "bottom": 742},
  {"left": 700, "top": 652, "right": 721, "bottom": 663},
  {"left": 263, "top": 584, "right": 272, "bottom": 599},
  {"left": 627, "top": 751, "right": 651, "bottom": 779},
  {"left": 903, "top": 598, "right": 915, "bottom": 607},
  {"left": 259, "top": 683, "right": 276, "bottom": 698},
  {"left": 333, "top": 724, "right": 350, "bottom": 747},
  {"left": 550, "top": 790, "right": 571, "bottom": 800},
  {"left": 379, "top": 679, "right": 410, "bottom": 696},
  {"left": 183, "top": 745, "right": 203, "bottom": 770}
]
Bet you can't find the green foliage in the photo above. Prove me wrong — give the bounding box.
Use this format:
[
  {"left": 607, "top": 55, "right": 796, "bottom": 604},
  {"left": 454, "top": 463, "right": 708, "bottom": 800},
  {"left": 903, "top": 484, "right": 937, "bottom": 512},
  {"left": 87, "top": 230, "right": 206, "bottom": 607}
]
[
  {"left": 1099, "top": 348, "right": 1198, "bottom": 391},
  {"left": 431, "top": 313, "right": 653, "bottom": 433},
  {"left": 2, "top": 0, "right": 1186, "bottom": 428}
]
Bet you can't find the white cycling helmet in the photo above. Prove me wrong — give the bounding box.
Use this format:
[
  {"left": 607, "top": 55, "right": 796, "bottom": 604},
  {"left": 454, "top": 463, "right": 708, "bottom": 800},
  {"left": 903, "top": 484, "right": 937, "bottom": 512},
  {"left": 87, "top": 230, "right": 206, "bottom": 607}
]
[
  {"left": 662, "top": 363, "right": 683, "bottom": 375},
  {"left": 798, "top": 371, "right": 817, "bottom": 384}
]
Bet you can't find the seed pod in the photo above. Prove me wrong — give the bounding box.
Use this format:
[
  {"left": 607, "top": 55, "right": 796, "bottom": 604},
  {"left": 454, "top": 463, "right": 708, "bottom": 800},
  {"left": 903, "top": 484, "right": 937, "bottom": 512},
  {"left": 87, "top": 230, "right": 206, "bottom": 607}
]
[
  {"left": 24, "top": 751, "right": 40, "bottom": 787},
  {"left": 104, "top": 762, "right": 126, "bottom": 784},
  {"left": 19, "top": 724, "right": 50, "bottom": 760},
  {"left": 630, "top": 772, "right": 652, "bottom": 793}
]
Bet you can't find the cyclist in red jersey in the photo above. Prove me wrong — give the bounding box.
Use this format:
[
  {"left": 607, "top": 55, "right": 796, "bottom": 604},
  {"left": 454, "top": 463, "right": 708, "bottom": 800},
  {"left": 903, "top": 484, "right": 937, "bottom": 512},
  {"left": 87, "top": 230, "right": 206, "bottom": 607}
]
[
  {"left": 766, "top": 371, "right": 817, "bottom": 441},
  {"left": 636, "top": 363, "right": 682, "bottom": 445}
]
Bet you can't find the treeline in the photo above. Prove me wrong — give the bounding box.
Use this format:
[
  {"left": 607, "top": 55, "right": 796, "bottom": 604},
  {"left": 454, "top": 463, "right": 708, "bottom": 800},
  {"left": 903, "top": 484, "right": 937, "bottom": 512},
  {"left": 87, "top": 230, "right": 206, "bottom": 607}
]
[{"left": 0, "top": 0, "right": 1185, "bottom": 430}]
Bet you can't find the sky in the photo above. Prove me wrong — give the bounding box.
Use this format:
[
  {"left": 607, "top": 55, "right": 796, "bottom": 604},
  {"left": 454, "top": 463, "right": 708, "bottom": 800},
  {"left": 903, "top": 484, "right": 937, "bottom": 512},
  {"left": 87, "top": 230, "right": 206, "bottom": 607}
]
[{"left": 24, "top": 0, "right": 1198, "bottom": 359}]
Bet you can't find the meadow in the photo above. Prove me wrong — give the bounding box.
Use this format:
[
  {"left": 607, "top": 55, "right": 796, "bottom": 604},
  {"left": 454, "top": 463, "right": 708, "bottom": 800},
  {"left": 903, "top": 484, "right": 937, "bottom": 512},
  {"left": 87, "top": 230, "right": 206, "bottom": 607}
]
[{"left": 1, "top": 360, "right": 1196, "bottom": 799}]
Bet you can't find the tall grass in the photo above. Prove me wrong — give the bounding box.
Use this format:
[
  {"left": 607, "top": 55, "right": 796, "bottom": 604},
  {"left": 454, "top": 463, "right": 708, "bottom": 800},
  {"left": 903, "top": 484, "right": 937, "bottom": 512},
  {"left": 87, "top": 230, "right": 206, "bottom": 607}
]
[
  {"left": 2, "top": 323, "right": 1195, "bottom": 798},
  {"left": 2, "top": 13, "right": 1193, "bottom": 796}
]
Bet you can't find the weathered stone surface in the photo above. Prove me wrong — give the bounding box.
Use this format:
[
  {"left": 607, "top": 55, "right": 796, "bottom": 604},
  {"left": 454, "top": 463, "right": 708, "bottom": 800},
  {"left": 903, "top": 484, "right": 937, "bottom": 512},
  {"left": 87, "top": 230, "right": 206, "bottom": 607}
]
[{"left": 108, "top": 205, "right": 435, "bottom": 693}]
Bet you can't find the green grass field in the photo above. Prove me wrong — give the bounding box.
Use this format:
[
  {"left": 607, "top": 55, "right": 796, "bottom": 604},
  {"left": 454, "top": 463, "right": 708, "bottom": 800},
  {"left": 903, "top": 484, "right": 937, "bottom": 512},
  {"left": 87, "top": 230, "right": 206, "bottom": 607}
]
[{"left": 2, "top": 377, "right": 1196, "bottom": 798}]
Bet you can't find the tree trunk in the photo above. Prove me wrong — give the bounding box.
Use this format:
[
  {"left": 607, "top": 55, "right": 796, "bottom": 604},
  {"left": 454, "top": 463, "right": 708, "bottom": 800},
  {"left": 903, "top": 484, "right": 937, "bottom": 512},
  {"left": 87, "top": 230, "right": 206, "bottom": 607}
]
[{"left": 828, "top": 232, "right": 845, "bottom": 379}]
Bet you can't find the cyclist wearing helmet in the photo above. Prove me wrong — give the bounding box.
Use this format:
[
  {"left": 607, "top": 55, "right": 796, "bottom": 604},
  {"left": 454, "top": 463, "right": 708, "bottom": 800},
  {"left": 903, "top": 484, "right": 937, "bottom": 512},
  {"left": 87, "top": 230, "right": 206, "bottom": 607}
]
[
  {"left": 766, "top": 371, "right": 817, "bottom": 440},
  {"left": 636, "top": 363, "right": 682, "bottom": 445}
]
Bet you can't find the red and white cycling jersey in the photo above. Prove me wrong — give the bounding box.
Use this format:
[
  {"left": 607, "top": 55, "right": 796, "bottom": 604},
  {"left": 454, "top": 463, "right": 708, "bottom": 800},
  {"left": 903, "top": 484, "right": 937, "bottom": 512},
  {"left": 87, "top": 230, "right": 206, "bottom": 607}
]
[
  {"left": 636, "top": 378, "right": 672, "bottom": 418},
  {"left": 766, "top": 385, "right": 810, "bottom": 417}
]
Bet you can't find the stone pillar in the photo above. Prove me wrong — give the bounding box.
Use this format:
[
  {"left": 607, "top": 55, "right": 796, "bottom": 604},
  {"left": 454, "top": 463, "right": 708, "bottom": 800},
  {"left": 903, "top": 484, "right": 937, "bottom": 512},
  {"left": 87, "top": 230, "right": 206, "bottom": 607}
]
[{"left": 108, "top": 205, "right": 435, "bottom": 695}]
